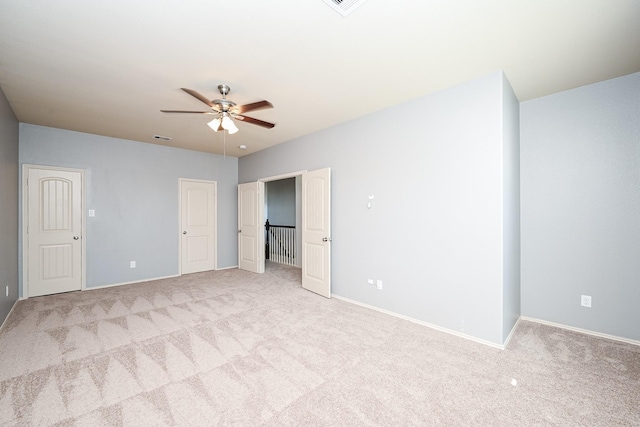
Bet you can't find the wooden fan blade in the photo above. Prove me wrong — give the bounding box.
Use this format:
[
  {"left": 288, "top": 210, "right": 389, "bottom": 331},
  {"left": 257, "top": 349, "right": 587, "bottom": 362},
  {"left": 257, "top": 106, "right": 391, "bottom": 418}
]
[
  {"left": 160, "top": 110, "right": 213, "bottom": 114},
  {"left": 181, "top": 88, "right": 213, "bottom": 107},
  {"left": 236, "top": 100, "right": 273, "bottom": 114},
  {"left": 235, "top": 115, "right": 275, "bottom": 129}
]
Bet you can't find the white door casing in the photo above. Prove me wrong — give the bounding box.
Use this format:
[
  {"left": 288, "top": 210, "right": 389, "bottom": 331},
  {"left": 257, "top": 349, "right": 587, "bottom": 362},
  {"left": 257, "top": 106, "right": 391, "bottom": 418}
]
[
  {"left": 238, "top": 181, "right": 264, "bottom": 273},
  {"left": 180, "top": 179, "right": 217, "bottom": 275},
  {"left": 25, "top": 167, "right": 84, "bottom": 297},
  {"left": 302, "top": 168, "right": 331, "bottom": 298}
]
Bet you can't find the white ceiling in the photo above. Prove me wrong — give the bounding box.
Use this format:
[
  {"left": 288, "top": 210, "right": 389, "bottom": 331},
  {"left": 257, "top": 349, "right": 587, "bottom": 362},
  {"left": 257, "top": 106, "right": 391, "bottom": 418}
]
[{"left": 1, "top": 1, "right": 639, "bottom": 157}]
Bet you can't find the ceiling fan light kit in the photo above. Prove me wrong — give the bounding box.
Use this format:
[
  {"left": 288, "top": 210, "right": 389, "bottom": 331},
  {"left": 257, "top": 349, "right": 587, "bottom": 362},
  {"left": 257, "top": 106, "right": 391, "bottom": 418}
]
[
  {"left": 161, "top": 84, "right": 275, "bottom": 135},
  {"left": 321, "top": 0, "right": 369, "bottom": 16},
  {"left": 208, "top": 113, "right": 239, "bottom": 134}
]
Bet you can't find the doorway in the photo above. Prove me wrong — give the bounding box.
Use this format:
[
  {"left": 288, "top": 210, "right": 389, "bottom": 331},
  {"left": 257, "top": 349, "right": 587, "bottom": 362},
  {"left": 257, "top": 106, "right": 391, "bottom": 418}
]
[
  {"left": 238, "top": 168, "right": 332, "bottom": 298},
  {"left": 265, "top": 176, "right": 300, "bottom": 268}
]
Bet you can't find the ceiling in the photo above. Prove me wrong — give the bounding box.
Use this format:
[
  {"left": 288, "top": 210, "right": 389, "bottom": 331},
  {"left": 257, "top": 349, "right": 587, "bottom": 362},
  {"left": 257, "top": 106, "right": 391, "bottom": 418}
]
[{"left": 1, "top": 1, "right": 639, "bottom": 157}]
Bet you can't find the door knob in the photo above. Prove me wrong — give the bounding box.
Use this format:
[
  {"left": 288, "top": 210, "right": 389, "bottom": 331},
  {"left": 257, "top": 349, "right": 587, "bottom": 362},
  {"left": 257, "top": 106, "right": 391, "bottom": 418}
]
[
  {"left": 183, "top": 231, "right": 187, "bottom": 235},
  {"left": 73, "top": 236, "right": 80, "bottom": 240},
  {"left": 238, "top": 230, "right": 242, "bottom": 234},
  {"left": 322, "top": 237, "right": 331, "bottom": 242}
]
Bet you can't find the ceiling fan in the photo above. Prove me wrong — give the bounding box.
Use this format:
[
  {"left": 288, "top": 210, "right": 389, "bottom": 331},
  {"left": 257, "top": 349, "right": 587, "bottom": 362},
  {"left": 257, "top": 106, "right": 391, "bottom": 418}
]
[{"left": 161, "top": 84, "right": 275, "bottom": 134}]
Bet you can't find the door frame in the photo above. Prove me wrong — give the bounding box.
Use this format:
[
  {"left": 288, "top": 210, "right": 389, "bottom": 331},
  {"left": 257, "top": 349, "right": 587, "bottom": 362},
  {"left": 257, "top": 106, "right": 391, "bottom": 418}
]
[
  {"left": 178, "top": 178, "right": 218, "bottom": 275},
  {"left": 21, "top": 164, "right": 87, "bottom": 298},
  {"left": 259, "top": 170, "right": 306, "bottom": 272}
]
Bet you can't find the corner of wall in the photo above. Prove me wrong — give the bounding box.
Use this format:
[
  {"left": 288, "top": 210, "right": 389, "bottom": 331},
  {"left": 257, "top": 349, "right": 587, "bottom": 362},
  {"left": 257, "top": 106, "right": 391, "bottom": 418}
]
[
  {"left": 501, "top": 73, "right": 521, "bottom": 343},
  {"left": 0, "top": 86, "right": 20, "bottom": 326}
]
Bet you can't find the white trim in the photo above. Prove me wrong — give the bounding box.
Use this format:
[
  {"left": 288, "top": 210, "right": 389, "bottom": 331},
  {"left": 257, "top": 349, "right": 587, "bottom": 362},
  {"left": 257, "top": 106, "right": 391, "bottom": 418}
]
[
  {"left": 332, "top": 294, "right": 507, "bottom": 350},
  {"left": 257, "top": 170, "right": 306, "bottom": 183},
  {"left": 0, "top": 299, "right": 19, "bottom": 333},
  {"left": 216, "top": 265, "right": 238, "bottom": 271},
  {"left": 502, "top": 316, "right": 520, "bottom": 348},
  {"left": 521, "top": 316, "right": 640, "bottom": 347},
  {"left": 22, "top": 164, "right": 87, "bottom": 298},
  {"left": 82, "top": 274, "right": 181, "bottom": 291}
]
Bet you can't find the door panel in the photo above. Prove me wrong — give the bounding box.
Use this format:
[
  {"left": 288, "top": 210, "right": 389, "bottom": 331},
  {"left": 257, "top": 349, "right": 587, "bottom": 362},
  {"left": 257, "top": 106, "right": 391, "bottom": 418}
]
[
  {"left": 181, "top": 179, "right": 217, "bottom": 274},
  {"left": 28, "top": 168, "right": 83, "bottom": 297},
  {"left": 238, "top": 182, "right": 264, "bottom": 273},
  {"left": 302, "top": 168, "right": 331, "bottom": 298}
]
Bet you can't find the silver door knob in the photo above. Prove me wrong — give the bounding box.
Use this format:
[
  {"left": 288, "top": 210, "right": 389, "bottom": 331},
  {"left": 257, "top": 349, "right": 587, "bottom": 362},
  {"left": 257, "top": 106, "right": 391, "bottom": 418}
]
[
  {"left": 183, "top": 231, "right": 187, "bottom": 235},
  {"left": 73, "top": 236, "right": 80, "bottom": 240}
]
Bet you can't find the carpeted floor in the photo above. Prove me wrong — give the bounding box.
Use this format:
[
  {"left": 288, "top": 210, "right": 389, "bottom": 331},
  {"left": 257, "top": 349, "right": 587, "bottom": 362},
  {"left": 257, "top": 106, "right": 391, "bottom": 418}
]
[{"left": 0, "top": 263, "right": 638, "bottom": 426}]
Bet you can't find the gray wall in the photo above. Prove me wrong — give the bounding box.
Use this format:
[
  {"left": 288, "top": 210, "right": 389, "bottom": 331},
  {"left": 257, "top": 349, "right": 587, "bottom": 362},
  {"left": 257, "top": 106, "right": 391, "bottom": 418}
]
[
  {"left": 240, "top": 72, "right": 518, "bottom": 345},
  {"left": 521, "top": 72, "right": 640, "bottom": 341},
  {"left": 19, "top": 124, "right": 238, "bottom": 294},
  {"left": 266, "top": 178, "right": 296, "bottom": 226},
  {"left": 0, "top": 87, "right": 19, "bottom": 327},
  {"left": 501, "top": 73, "right": 521, "bottom": 342}
]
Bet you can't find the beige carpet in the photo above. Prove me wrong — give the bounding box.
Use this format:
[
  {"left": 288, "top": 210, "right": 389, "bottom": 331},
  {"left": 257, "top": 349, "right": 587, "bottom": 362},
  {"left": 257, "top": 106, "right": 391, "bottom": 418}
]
[{"left": 0, "top": 263, "right": 638, "bottom": 426}]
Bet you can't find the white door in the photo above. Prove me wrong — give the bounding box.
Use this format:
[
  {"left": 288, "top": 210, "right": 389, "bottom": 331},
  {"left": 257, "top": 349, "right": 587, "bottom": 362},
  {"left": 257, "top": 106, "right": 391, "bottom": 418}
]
[
  {"left": 180, "top": 179, "right": 217, "bottom": 274},
  {"left": 238, "top": 182, "right": 264, "bottom": 273},
  {"left": 27, "top": 168, "right": 83, "bottom": 297},
  {"left": 302, "top": 168, "right": 331, "bottom": 298}
]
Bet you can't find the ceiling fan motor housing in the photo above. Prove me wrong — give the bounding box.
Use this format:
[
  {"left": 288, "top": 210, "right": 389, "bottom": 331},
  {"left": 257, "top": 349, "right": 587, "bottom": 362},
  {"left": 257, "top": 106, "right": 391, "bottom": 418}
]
[{"left": 213, "top": 99, "right": 237, "bottom": 113}]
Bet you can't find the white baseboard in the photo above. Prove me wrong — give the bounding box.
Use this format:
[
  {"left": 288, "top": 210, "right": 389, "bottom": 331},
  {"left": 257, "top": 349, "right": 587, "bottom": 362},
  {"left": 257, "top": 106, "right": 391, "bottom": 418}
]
[
  {"left": 520, "top": 316, "right": 640, "bottom": 347},
  {"left": 332, "top": 294, "right": 507, "bottom": 350},
  {"left": 0, "top": 299, "right": 19, "bottom": 334},
  {"left": 502, "top": 316, "right": 520, "bottom": 348},
  {"left": 216, "top": 265, "right": 239, "bottom": 271},
  {"left": 84, "top": 274, "right": 181, "bottom": 291}
]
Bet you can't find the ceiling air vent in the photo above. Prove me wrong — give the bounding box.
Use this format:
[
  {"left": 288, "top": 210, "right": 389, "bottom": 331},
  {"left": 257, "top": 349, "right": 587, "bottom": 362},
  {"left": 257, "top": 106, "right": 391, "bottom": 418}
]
[
  {"left": 153, "top": 135, "right": 173, "bottom": 141},
  {"left": 321, "top": 0, "right": 368, "bottom": 16}
]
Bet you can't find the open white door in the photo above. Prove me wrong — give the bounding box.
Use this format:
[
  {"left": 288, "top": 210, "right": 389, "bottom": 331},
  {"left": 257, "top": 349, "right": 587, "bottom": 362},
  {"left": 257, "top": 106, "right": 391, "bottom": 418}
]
[
  {"left": 180, "top": 179, "right": 217, "bottom": 274},
  {"left": 238, "top": 182, "right": 264, "bottom": 273},
  {"left": 302, "top": 168, "right": 331, "bottom": 298},
  {"left": 26, "top": 167, "right": 84, "bottom": 297}
]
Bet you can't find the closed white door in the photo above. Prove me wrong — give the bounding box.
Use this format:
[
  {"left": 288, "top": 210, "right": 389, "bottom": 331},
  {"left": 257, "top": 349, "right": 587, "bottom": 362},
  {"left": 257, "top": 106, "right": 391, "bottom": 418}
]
[
  {"left": 180, "top": 179, "right": 217, "bottom": 274},
  {"left": 27, "top": 167, "right": 83, "bottom": 297},
  {"left": 238, "top": 182, "right": 264, "bottom": 273},
  {"left": 302, "top": 168, "right": 331, "bottom": 298}
]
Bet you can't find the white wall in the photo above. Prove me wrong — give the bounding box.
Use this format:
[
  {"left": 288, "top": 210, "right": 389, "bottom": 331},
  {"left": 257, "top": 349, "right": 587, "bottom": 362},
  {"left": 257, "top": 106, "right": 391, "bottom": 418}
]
[
  {"left": 521, "top": 72, "right": 640, "bottom": 341},
  {"left": 240, "top": 72, "right": 518, "bottom": 345},
  {"left": 19, "top": 125, "right": 238, "bottom": 294},
  {"left": 0, "top": 87, "right": 19, "bottom": 326}
]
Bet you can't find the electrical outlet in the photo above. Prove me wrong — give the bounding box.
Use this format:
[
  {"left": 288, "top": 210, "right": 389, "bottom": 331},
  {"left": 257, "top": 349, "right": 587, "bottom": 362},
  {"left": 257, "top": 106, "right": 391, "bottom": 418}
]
[
  {"left": 367, "top": 279, "right": 374, "bottom": 285},
  {"left": 130, "top": 261, "right": 136, "bottom": 268},
  {"left": 376, "top": 280, "right": 382, "bottom": 290},
  {"left": 581, "top": 295, "right": 592, "bottom": 308}
]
